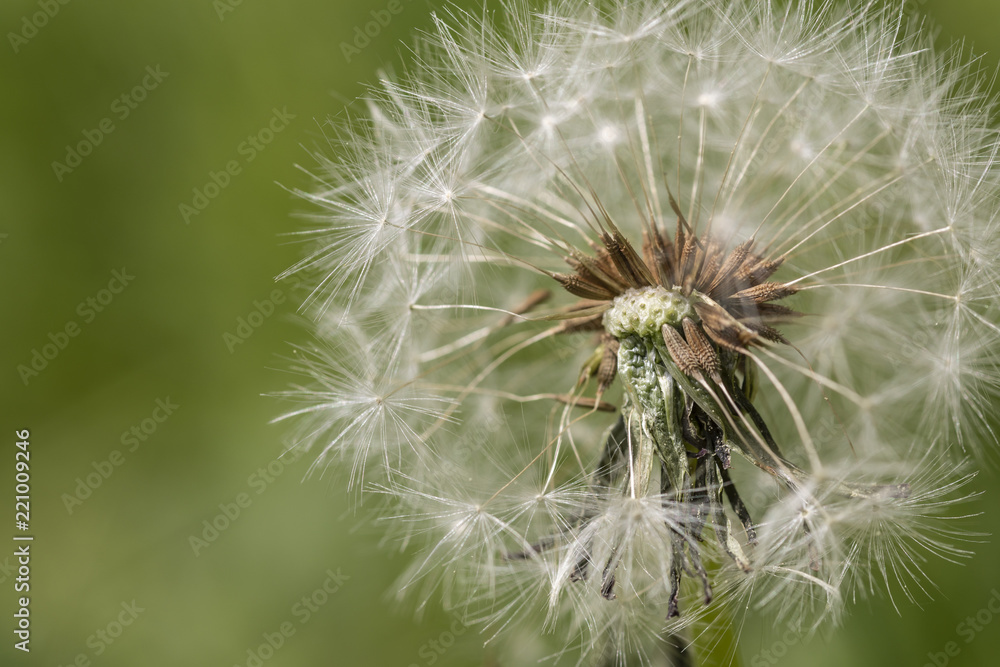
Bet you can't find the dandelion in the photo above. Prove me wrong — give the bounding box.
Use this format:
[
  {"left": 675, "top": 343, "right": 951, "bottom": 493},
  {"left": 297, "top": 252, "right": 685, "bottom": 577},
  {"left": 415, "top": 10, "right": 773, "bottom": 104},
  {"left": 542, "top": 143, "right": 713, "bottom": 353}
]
[{"left": 278, "top": 1, "right": 1000, "bottom": 664}]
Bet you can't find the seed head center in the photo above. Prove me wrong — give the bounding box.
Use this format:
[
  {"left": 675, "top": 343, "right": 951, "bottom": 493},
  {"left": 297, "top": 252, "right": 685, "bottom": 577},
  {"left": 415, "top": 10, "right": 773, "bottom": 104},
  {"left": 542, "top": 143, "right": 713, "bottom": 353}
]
[{"left": 603, "top": 286, "right": 694, "bottom": 338}]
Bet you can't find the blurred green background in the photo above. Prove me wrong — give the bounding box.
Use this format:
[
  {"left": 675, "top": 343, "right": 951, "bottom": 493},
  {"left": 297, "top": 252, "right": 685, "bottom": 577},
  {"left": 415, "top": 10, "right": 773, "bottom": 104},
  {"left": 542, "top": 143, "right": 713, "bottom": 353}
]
[{"left": 3, "top": 1, "right": 1000, "bottom": 665}]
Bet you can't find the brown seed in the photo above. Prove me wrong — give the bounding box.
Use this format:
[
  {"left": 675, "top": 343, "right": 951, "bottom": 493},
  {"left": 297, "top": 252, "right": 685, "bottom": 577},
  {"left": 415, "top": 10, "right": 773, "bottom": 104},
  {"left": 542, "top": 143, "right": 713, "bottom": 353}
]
[
  {"left": 730, "top": 281, "right": 798, "bottom": 304},
  {"left": 602, "top": 231, "right": 654, "bottom": 288},
  {"left": 650, "top": 225, "right": 676, "bottom": 282},
  {"left": 662, "top": 323, "right": 701, "bottom": 376},
  {"left": 707, "top": 237, "right": 754, "bottom": 294},
  {"left": 570, "top": 251, "right": 625, "bottom": 293},
  {"left": 597, "top": 335, "right": 620, "bottom": 395},
  {"left": 553, "top": 273, "right": 616, "bottom": 301},
  {"left": 736, "top": 255, "right": 784, "bottom": 285},
  {"left": 695, "top": 301, "right": 756, "bottom": 351},
  {"left": 682, "top": 318, "right": 720, "bottom": 378}
]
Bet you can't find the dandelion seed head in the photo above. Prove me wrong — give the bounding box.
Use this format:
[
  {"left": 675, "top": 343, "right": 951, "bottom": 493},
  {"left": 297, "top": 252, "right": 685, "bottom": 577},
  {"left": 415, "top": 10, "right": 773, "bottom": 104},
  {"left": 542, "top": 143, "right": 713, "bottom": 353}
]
[{"left": 280, "top": 0, "right": 1000, "bottom": 661}]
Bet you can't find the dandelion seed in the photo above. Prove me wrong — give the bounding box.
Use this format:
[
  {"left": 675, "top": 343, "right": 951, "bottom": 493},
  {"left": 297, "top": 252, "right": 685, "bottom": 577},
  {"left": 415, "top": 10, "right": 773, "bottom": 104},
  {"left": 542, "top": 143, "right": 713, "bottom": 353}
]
[{"left": 280, "top": 1, "right": 1000, "bottom": 664}]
